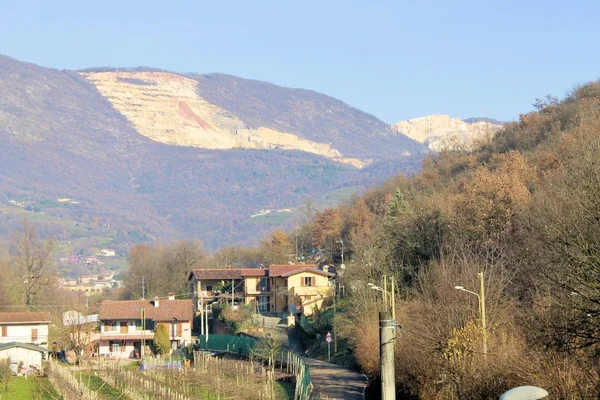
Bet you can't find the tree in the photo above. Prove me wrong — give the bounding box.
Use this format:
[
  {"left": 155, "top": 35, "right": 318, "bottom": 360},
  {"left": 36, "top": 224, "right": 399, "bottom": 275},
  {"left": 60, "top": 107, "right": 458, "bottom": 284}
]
[
  {"left": 10, "top": 219, "right": 55, "bottom": 309},
  {"left": 60, "top": 310, "right": 97, "bottom": 365},
  {"left": 153, "top": 323, "right": 171, "bottom": 356},
  {"left": 0, "top": 359, "right": 11, "bottom": 393},
  {"left": 251, "top": 333, "right": 282, "bottom": 367}
]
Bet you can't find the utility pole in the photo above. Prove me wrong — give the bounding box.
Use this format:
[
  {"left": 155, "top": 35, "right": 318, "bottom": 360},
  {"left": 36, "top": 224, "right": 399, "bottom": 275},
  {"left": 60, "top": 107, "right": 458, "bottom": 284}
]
[
  {"left": 141, "top": 307, "right": 145, "bottom": 363},
  {"left": 390, "top": 276, "right": 395, "bottom": 321},
  {"left": 200, "top": 289, "right": 204, "bottom": 336},
  {"left": 295, "top": 226, "right": 299, "bottom": 261},
  {"left": 333, "top": 283, "right": 337, "bottom": 353},
  {"left": 479, "top": 271, "right": 488, "bottom": 358},
  {"left": 141, "top": 276, "right": 146, "bottom": 300},
  {"left": 380, "top": 311, "right": 396, "bottom": 400},
  {"left": 231, "top": 279, "right": 235, "bottom": 307},
  {"left": 205, "top": 304, "right": 209, "bottom": 343}
]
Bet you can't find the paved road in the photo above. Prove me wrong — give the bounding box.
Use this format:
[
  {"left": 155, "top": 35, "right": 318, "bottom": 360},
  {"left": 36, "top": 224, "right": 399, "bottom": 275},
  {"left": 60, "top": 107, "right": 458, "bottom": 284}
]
[
  {"left": 303, "top": 356, "right": 367, "bottom": 400},
  {"left": 287, "top": 331, "right": 367, "bottom": 399}
]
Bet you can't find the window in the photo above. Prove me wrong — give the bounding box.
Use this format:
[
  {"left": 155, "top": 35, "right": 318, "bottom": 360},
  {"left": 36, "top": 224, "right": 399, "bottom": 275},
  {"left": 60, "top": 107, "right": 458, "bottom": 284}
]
[
  {"left": 303, "top": 277, "right": 314, "bottom": 287},
  {"left": 1, "top": 325, "right": 6, "bottom": 337},
  {"left": 258, "top": 278, "right": 270, "bottom": 292},
  {"left": 31, "top": 328, "right": 38, "bottom": 341},
  {"left": 205, "top": 285, "right": 213, "bottom": 296},
  {"left": 258, "top": 296, "right": 269, "bottom": 312}
]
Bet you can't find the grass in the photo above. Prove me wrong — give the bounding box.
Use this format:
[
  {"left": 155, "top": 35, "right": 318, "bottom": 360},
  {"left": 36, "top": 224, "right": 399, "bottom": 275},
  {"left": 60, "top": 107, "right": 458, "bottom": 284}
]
[{"left": 1, "top": 376, "right": 61, "bottom": 400}]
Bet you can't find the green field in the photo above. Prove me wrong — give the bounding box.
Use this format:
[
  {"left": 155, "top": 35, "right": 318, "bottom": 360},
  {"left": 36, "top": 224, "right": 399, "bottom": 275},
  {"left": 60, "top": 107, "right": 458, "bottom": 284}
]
[
  {"left": 1, "top": 376, "right": 61, "bottom": 400},
  {"left": 318, "top": 186, "right": 365, "bottom": 208}
]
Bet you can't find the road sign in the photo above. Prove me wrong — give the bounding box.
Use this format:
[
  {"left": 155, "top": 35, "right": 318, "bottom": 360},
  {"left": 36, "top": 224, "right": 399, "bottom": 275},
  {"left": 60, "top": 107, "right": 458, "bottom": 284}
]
[{"left": 326, "top": 332, "right": 332, "bottom": 343}]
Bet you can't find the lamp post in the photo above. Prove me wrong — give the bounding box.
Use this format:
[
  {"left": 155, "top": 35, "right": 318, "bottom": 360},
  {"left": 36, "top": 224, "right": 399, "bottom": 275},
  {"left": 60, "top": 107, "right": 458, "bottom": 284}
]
[
  {"left": 368, "top": 276, "right": 395, "bottom": 321},
  {"left": 454, "top": 271, "right": 487, "bottom": 358}
]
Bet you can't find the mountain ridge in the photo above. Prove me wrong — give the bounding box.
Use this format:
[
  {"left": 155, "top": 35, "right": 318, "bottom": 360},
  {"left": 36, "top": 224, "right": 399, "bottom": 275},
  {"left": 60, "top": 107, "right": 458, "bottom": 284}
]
[{"left": 0, "top": 54, "right": 426, "bottom": 248}]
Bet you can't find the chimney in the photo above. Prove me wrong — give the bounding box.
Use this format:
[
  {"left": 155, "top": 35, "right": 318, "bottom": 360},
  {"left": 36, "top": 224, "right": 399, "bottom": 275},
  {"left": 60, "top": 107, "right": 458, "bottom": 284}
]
[
  {"left": 153, "top": 296, "right": 160, "bottom": 308},
  {"left": 168, "top": 293, "right": 175, "bottom": 300}
]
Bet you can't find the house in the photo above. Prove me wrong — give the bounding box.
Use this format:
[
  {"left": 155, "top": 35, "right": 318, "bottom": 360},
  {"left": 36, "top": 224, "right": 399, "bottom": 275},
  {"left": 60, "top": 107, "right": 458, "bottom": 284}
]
[
  {"left": 188, "top": 264, "right": 335, "bottom": 317},
  {"left": 97, "top": 295, "right": 192, "bottom": 358},
  {"left": 0, "top": 342, "right": 47, "bottom": 372},
  {"left": 188, "top": 267, "right": 268, "bottom": 312},
  {"left": 100, "top": 249, "right": 116, "bottom": 257},
  {"left": 0, "top": 312, "right": 51, "bottom": 349},
  {"left": 268, "top": 264, "right": 335, "bottom": 316}
]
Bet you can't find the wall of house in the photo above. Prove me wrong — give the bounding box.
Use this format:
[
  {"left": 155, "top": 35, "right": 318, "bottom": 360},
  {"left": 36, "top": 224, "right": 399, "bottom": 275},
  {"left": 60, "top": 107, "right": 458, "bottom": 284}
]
[
  {"left": 0, "top": 347, "right": 43, "bottom": 369},
  {"left": 100, "top": 320, "right": 192, "bottom": 347},
  {"left": 0, "top": 323, "right": 49, "bottom": 348},
  {"left": 98, "top": 340, "right": 139, "bottom": 358},
  {"left": 286, "top": 272, "right": 332, "bottom": 316}
]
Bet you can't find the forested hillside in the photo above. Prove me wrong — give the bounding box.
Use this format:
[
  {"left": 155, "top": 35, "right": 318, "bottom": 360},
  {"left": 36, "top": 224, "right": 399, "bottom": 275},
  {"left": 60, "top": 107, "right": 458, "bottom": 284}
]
[{"left": 317, "top": 84, "right": 600, "bottom": 398}]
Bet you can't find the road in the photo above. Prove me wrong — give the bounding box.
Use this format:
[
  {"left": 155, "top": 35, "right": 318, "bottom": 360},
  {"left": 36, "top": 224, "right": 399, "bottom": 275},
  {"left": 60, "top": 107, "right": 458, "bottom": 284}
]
[
  {"left": 303, "top": 356, "right": 367, "bottom": 400},
  {"left": 287, "top": 330, "right": 368, "bottom": 399}
]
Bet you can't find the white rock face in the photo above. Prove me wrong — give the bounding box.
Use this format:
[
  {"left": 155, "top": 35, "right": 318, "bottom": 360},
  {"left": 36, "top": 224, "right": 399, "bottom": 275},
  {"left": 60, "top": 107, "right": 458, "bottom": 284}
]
[{"left": 392, "top": 114, "right": 503, "bottom": 151}]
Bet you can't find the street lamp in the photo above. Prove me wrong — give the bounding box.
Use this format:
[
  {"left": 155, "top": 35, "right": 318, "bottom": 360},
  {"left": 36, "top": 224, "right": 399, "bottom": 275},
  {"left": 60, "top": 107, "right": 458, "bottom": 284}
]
[
  {"left": 368, "top": 276, "right": 395, "bottom": 320},
  {"left": 454, "top": 271, "right": 487, "bottom": 358}
]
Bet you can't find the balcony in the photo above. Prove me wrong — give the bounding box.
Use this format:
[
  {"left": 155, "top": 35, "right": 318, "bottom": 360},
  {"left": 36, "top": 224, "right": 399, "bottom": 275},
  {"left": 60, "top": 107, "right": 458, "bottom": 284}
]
[{"left": 289, "top": 285, "right": 333, "bottom": 298}]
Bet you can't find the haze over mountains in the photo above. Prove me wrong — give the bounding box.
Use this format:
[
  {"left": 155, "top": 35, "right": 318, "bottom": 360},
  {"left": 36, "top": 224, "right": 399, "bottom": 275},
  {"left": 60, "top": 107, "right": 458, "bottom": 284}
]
[{"left": 0, "top": 55, "right": 433, "bottom": 248}]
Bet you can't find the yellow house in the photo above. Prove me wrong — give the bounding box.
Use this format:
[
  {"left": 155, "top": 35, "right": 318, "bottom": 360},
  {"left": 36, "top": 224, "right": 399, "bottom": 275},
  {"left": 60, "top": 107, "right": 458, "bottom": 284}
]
[{"left": 188, "top": 265, "right": 335, "bottom": 318}]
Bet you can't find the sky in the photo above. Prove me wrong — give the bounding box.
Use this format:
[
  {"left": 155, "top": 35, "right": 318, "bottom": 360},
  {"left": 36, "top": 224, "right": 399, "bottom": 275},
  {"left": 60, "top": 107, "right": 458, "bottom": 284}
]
[{"left": 1, "top": 0, "right": 599, "bottom": 123}]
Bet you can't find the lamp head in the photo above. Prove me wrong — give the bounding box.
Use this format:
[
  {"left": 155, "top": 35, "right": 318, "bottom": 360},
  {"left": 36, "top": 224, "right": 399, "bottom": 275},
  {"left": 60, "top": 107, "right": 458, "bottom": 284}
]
[{"left": 454, "top": 286, "right": 464, "bottom": 290}]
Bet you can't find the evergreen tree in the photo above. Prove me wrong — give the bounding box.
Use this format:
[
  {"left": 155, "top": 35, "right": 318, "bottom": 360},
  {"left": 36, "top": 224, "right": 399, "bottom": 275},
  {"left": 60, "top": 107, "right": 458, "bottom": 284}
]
[{"left": 153, "top": 323, "right": 171, "bottom": 356}]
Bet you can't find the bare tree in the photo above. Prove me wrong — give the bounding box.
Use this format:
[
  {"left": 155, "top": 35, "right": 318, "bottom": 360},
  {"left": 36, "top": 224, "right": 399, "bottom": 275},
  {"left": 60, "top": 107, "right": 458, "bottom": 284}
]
[{"left": 10, "top": 219, "right": 55, "bottom": 309}]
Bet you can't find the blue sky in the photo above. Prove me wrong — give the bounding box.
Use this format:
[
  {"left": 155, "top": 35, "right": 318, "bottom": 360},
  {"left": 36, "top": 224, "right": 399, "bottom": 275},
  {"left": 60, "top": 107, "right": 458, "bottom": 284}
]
[{"left": 1, "top": 0, "right": 598, "bottom": 123}]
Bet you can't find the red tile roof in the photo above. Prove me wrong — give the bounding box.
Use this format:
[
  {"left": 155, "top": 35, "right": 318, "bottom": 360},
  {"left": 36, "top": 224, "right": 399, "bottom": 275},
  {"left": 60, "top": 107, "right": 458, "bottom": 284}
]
[
  {"left": 0, "top": 312, "right": 51, "bottom": 324},
  {"left": 99, "top": 299, "right": 192, "bottom": 322},
  {"left": 280, "top": 267, "right": 335, "bottom": 277},
  {"left": 268, "top": 264, "right": 319, "bottom": 277},
  {"left": 189, "top": 268, "right": 266, "bottom": 280}
]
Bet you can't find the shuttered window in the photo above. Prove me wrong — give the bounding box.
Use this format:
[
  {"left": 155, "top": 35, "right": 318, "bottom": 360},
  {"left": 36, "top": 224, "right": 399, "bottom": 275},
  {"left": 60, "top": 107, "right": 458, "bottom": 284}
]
[
  {"left": 31, "top": 328, "right": 38, "bottom": 341},
  {"left": 1, "top": 325, "right": 6, "bottom": 337}
]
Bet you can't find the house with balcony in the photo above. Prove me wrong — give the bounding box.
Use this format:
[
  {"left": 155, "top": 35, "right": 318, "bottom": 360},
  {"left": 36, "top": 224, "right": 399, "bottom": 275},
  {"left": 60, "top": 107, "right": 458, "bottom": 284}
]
[
  {"left": 0, "top": 312, "right": 51, "bottom": 349},
  {"left": 188, "top": 268, "right": 268, "bottom": 312},
  {"left": 188, "top": 264, "right": 334, "bottom": 318},
  {"left": 97, "top": 295, "right": 192, "bottom": 358}
]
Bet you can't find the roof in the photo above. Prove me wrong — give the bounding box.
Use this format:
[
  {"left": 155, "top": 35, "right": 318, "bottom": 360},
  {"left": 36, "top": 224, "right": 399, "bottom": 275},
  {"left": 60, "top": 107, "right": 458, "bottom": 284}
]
[
  {"left": 0, "top": 312, "right": 51, "bottom": 324},
  {"left": 99, "top": 299, "right": 192, "bottom": 321},
  {"left": 0, "top": 342, "right": 48, "bottom": 353},
  {"left": 268, "top": 264, "right": 319, "bottom": 277},
  {"left": 280, "top": 266, "right": 335, "bottom": 278},
  {"left": 189, "top": 268, "right": 266, "bottom": 280},
  {"left": 99, "top": 334, "right": 155, "bottom": 341}
]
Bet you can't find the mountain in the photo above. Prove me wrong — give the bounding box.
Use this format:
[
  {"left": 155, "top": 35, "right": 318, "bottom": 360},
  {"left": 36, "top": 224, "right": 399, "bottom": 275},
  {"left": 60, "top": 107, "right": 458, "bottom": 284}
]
[
  {"left": 392, "top": 114, "right": 503, "bottom": 151},
  {"left": 0, "top": 55, "right": 426, "bottom": 248}
]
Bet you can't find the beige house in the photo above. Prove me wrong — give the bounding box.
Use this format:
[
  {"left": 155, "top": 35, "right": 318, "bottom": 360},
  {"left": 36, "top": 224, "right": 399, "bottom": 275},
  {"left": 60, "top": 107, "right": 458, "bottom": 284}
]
[
  {"left": 189, "top": 264, "right": 334, "bottom": 317},
  {"left": 97, "top": 295, "right": 192, "bottom": 358},
  {"left": 0, "top": 312, "right": 51, "bottom": 349}
]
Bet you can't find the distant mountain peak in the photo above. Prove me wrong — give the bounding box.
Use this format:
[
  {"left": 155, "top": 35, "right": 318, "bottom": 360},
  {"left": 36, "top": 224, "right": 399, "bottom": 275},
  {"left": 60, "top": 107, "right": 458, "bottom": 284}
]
[{"left": 391, "top": 114, "right": 503, "bottom": 151}]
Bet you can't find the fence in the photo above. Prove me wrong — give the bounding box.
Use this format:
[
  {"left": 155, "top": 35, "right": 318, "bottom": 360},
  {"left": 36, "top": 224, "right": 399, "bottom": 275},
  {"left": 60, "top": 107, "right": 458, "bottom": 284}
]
[{"left": 196, "top": 334, "right": 313, "bottom": 399}]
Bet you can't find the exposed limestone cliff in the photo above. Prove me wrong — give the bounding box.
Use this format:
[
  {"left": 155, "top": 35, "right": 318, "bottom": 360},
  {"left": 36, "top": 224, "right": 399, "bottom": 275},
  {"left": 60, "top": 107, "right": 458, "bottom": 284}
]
[
  {"left": 392, "top": 114, "right": 503, "bottom": 151},
  {"left": 81, "top": 71, "right": 364, "bottom": 167}
]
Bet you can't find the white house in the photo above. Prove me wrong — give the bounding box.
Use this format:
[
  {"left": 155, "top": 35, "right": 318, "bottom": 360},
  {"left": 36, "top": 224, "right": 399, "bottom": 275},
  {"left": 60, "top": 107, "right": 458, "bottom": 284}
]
[
  {"left": 100, "top": 249, "right": 116, "bottom": 257},
  {"left": 97, "top": 295, "right": 192, "bottom": 358},
  {"left": 0, "top": 312, "right": 51, "bottom": 349},
  {"left": 0, "top": 342, "right": 47, "bottom": 372}
]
